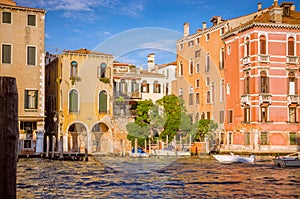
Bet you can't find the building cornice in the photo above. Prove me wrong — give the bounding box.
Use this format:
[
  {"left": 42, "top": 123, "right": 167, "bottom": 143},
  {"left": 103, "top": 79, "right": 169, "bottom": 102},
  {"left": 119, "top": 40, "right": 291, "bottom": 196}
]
[{"left": 0, "top": 3, "right": 46, "bottom": 13}]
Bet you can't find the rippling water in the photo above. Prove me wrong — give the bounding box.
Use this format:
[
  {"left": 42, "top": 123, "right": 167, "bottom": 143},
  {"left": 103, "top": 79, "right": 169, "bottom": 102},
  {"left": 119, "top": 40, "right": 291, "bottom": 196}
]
[{"left": 17, "top": 156, "right": 300, "bottom": 198}]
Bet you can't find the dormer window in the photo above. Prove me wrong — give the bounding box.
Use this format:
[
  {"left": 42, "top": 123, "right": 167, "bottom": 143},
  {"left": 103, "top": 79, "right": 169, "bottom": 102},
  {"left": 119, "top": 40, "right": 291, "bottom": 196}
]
[{"left": 283, "top": 6, "right": 290, "bottom": 16}]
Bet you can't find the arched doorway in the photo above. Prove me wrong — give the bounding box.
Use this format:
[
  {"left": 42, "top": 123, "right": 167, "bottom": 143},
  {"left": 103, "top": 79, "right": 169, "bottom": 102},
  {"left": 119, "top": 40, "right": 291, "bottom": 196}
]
[
  {"left": 90, "top": 122, "right": 109, "bottom": 153},
  {"left": 67, "top": 123, "right": 87, "bottom": 152}
]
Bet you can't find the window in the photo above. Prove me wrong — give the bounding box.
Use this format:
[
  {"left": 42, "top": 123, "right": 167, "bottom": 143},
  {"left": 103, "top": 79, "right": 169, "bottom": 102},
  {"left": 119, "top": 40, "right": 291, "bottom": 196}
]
[
  {"left": 289, "top": 132, "right": 297, "bottom": 145},
  {"left": 244, "top": 37, "right": 250, "bottom": 57},
  {"left": 100, "top": 63, "right": 107, "bottom": 78},
  {"left": 196, "top": 37, "right": 200, "bottom": 44},
  {"left": 2, "top": 12, "right": 11, "bottom": 24},
  {"left": 189, "top": 93, "right": 193, "bottom": 105},
  {"left": 179, "top": 43, "right": 183, "bottom": 50},
  {"left": 179, "top": 61, "right": 183, "bottom": 76},
  {"left": 195, "top": 113, "right": 200, "bottom": 122},
  {"left": 244, "top": 132, "right": 250, "bottom": 145},
  {"left": 219, "top": 110, "right": 224, "bottom": 124},
  {"left": 27, "top": 14, "right": 36, "bottom": 26},
  {"left": 20, "top": 121, "right": 37, "bottom": 131},
  {"left": 227, "top": 46, "right": 231, "bottom": 55},
  {"left": 69, "top": 89, "right": 79, "bottom": 113},
  {"left": 260, "top": 71, "right": 269, "bottom": 93},
  {"left": 228, "top": 110, "right": 233, "bottom": 124},
  {"left": 195, "top": 50, "right": 200, "bottom": 58},
  {"left": 260, "top": 132, "right": 268, "bottom": 145},
  {"left": 220, "top": 48, "right": 224, "bottom": 69},
  {"left": 226, "top": 83, "right": 230, "bottom": 95},
  {"left": 195, "top": 93, "right": 199, "bottom": 104},
  {"left": 141, "top": 81, "right": 149, "bottom": 93},
  {"left": 70, "top": 61, "right": 78, "bottom": 77},
  {"left": 196, "top": 79, "right": 200, "bottom": 88},
  {"left": 259, "top": 35, "right": 266, "bottom": 55},
  {"left": 244, "top": 105, "right": 250, "bottom": 123},
  {"left": 245, "top": 72, "right": 250, "bottom": 94},
  {"left": 189, "top": 58, "right": 193, "bottom": 74},
  {"left": 196, "top": 63, "right": 200, "bottom": 73},
  {"left": 206, "top": 91, "right": 210, "bottom": 104},
  {"left": 207, "top": 112, "right": 211, "bottom": 120},
  {"left": 228, "top": 132, "right": 232, "bottom": 145},
  {"left": 24, "top": 140, "right": 32, "bottom": 148},
  {"left": 220, "top": 27, "right": 225, "bottom": 35},
  {"left": 206, "top": 77, "right": 210, "bottom": 86},
  {"left": 288, "top": 37, "right": 294, "bottom": 56},
  {"left": 188, "top": 40, "right": 194, "bottom": 47},
  {"left": 131, "top": 80, "right": 138, "bottom": 93},
  {"left": 205, "top": 53, "right": 210, "bottom": 73},
  {"left": 153, "top": 81, "right": 160, "bottom": 93},
  {"left": 260, "top": 105, "right": 268, "bottom": 123},
  {"left": 288, "top": 71, "right": 296, "bottom": 95},
  {"left": 211, "top": 82, "right": 215, "bottom": 103},
  {"left": 27, "top": 46, "right": 36, "bottom": 65},
  {"left": 24, "top": 90, "right": 38, "bottom": 110},
  {"left": 119, "top": 79, "right": 127, "bottom": 93},
  {"left": 178, "top": 88, "right": 183, "bottom": 98},
  {"left": 220, "top": 79, "right": 225, "bottom": 102},
  {"left": 289, "top": 107, "right": 296, "bottom": 123},
  {"left": 2, "top": 44, "right": 11, "bottom": 64},
  {"left": 99, "top": 90, "right": 107, "bottom": 113},
  {"left": 206, "top": 34, "right": 210, "bottom": 41}
]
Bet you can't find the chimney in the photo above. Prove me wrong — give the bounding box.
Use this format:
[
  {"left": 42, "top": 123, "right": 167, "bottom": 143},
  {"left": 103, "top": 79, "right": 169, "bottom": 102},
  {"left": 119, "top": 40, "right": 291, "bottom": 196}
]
[
  {"left": 291, "top": 5, "right": 295, "bottom": 11},
  {"left": 270, "top": 0, "right": 282, "bottom": 23},
  {"left": 0, "top": 0, "right": 17, "bottom": 6},
  {"left": 258, "top": 3, "right": 262, "bottom": 11},
  {"left": 217, "top": 16, "right": 221, "bottom": 24},
  {"left": 202, "top": 22, "right": 207, "bottom": 30},
  {"left": 147, "top": 53, "right": 155, "bottom": 72},
  {"left": 183, "top": 22, "right": 190, "bottom": 37}
]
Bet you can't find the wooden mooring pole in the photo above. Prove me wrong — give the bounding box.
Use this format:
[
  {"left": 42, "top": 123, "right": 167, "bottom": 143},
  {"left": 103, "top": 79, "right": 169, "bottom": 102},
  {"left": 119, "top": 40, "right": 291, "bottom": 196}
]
[{"left": 0, "top": 77, "right": 18, "bottom": 199}]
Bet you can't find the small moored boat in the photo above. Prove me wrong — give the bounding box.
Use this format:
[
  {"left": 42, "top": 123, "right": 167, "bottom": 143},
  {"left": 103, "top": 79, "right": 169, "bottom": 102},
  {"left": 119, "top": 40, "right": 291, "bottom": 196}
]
[
  {"left": 213, "top": 153, "right": 255, "bottom": 164},
  {"left": 273, "top": 152, "right": 300, "bottom": 167}
]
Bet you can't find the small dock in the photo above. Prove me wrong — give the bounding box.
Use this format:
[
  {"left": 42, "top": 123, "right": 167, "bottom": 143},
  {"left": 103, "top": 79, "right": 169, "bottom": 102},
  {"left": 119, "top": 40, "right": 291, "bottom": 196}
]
[{"left": 18, "top": 151, "right": 88, "bottom": 161}]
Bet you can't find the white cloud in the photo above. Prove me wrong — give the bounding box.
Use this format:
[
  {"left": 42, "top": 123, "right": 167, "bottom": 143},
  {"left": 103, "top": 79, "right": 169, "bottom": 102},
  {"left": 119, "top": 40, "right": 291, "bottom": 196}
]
[
  {"left": 45, "top": 33, "right": 51, "bottom": 38},
  {"left": 17, "top": 0, "right": 145, "bottom": 19}
]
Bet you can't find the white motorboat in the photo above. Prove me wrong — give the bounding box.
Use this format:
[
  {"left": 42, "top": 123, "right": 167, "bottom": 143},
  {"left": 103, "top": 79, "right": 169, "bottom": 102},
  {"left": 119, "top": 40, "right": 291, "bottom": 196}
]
[
  {"left": 152, "top": 149, "right": 191, "bottom": 156},
  {"left": 273, "top": 152, "right": 300, "bottom": 167},
  {"left": 213, "top": 153, "right": 255, "bottom": 164}
]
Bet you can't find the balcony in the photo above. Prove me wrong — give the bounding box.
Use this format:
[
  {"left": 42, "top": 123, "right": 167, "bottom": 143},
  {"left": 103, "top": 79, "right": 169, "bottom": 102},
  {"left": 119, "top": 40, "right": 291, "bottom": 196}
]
[
  {"left": 241, "top": 94, "right": 251, "bottom": 105},
  {"left": 286, "top": 56, "right": 298, "bottom": 65},
  {"left": 288, "top": 95, "right": 300, "bottom": 105},
  {"left": 258, "top": 54, "right": 270, "bottom": 63},
  {"left": 259, "top": 94, "right": 272, "bottom": 105},
  {"left": 242, "top": 57, "right": 250, "bottom": 65}
]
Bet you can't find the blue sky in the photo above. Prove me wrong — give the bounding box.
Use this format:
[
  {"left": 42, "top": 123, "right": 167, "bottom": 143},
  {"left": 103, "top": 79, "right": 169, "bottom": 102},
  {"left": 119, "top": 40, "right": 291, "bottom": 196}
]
[{"left": 17, "top": 0, "right": 300, "bottom": 68}]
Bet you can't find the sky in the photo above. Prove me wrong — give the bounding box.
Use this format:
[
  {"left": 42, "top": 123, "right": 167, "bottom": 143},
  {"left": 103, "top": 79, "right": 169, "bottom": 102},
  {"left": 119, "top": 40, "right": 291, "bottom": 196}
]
[{"left": 16, "top": 0, "right": 300, "bottom": 68}]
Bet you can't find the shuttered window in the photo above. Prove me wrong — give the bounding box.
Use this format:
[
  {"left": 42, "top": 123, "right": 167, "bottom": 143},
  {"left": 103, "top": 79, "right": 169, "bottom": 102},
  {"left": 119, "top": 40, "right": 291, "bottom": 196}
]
[
  {"left": 2, "top": 44, "right": 11, "bottom": 64},
  {"left": 69, "top": 89, "right": 79, "bottom": 113},
  {"left": 99, "top": 91, "right": 107, "bottom": 113},
  {"left": 288, "top": 37, "right": 294, "bottom": 56}
]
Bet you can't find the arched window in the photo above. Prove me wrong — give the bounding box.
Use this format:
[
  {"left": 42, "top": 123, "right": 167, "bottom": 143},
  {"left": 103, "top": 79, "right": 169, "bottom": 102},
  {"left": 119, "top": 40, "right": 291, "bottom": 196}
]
[
  {"left": 288, "top": 71, "right": 296, "bottom": 95},
  {"left": 69, "top": 89, "right": 79, "bottom": 112},
  {"left": 220, "top": 79, "right": 225, "bottom": 102},
  {"left": 288, "top": 37, "right": 295, "bottom": 56},
  {"left": 141, "top": 80, "right": 149, "bottom": 93},
  {"left": 99, "top": 90, "right": 107, "bottom": 113},
  {"left": 189, "top": 58, "right": 194, "bottom": 74},
  {"left": 220, "top": 48, "right": 224, "bottom": 69},
  {"left": 153, "top": 80, "right": 160, "bottom": 93},
  {"left": 260, "top": 71, "right": 269, "bottom": 93},
  {"left": 206, "top": 53, "right": 210, "bottom": 72},
  {"left": 70, "top": 61, "right": 78, "bottom": 77},
  {"left": 259, "top": 35, "right": 266, "bottom": 55},
  {"left": 179, "top": 61, "right": 183, "bottom": 76},
  {"left": 100, "top": 63, "right": 107, "bottom": 78}
]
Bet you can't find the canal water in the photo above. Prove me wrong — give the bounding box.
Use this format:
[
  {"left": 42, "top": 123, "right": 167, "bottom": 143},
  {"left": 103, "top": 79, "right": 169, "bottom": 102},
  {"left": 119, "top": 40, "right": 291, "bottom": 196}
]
[{"left": 17, "top": 155, "right": 300, "bottom": 198}]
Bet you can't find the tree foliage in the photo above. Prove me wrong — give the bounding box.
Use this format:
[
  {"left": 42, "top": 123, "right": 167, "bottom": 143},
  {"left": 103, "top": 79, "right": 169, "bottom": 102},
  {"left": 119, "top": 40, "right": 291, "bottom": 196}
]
[{"left": 194, "top": 119, "right": 218, "bottom": 142}]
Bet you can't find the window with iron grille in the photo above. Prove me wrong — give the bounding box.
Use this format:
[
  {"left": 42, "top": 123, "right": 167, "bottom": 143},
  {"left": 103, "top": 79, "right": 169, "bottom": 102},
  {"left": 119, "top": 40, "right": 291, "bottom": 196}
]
[
  {"left": 244, "top": 132, "right": 250, "bottom": 145},
  {"left": 260, "top": 132, "right": 268, "bottom": 145}
]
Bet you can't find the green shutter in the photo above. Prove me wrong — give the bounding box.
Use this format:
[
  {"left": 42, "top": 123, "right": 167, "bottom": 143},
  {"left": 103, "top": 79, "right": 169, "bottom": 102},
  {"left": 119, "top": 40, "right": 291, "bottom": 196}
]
[{"left": 99, "top": 91, "right": 107, "bottom": 113}]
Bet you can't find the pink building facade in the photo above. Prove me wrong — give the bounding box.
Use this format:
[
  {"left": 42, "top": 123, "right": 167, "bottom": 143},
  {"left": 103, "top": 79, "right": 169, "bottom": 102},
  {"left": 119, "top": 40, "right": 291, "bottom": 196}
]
[{"left": 223, "top": 1, "right": 300, "bottom": 153}]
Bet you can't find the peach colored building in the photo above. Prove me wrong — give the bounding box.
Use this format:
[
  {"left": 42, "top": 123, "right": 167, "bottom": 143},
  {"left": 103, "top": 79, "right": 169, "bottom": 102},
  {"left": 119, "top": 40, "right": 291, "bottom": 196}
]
[
  {"left": 174, "top": 3, "right": 267, "bottom": 149},
  {"left": 223, "top": 1, "right": 300, "bottom": 153},
  {"left": 0, "top": 0, "right": 46, "bottom": 155}
]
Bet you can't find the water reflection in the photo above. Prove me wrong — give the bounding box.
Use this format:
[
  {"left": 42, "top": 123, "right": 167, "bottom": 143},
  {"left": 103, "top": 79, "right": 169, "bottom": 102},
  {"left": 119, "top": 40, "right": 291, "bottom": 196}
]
[{"left": 17, "top": 156, "right": 300, "bottom": 198}]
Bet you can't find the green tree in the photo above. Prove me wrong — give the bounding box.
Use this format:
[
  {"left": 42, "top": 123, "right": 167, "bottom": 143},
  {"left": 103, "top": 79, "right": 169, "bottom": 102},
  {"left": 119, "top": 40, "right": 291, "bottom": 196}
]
[
  {"left": 156, "top": 95, "right": 182, "bottom": 141},
  {"left": 194, "top": 119, "right": 218, "bottom": 142}
]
